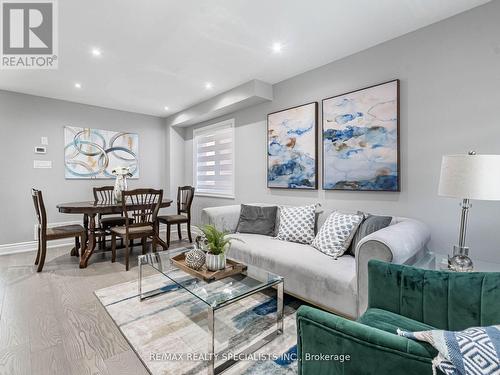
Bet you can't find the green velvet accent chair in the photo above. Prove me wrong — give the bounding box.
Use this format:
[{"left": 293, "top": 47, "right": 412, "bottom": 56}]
[{"left": 296, "top": 259, "right": 500, "bottom": 375}]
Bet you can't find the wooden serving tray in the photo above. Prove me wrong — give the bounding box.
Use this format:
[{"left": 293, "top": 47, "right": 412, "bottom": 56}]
[{"left": 171, "top": 253, "right": 247, "bottom": 282}]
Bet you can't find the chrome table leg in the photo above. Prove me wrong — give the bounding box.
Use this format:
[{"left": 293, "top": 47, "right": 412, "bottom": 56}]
[
  {"left": 207, "top": 307, "right": 215, "bottom": 375},
  {"left": 277, "top": 280, "right": 284, "bottom": 334}
]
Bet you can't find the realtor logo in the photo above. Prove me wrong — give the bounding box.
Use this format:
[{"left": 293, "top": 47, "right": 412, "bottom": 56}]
[{"left": 1, "top": 0, "right": 58, "bottom": 69}]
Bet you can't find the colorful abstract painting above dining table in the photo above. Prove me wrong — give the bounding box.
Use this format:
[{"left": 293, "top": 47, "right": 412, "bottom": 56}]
[
  {"left": 322, "top": 80, "right": 400, "bottom": 191},
  {"left": 64, "top": 126, "right": 139, "bottom": 179},
  {"left": 267, "top": 102, "right": 318, "bottom": 189}
]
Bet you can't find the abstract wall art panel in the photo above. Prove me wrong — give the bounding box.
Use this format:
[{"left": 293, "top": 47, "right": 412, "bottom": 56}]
[
  {"left": 322, "top": 80, "right": 399, "bottom": 191},
  {"left": 267, "top": 102, "right": 318, "bottom": 189},
  {"left": 64, "top": 126, "right": 139, "bottom": 179}
]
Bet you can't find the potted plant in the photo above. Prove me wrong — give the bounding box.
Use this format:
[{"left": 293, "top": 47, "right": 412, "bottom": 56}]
[{"left": 197, "top": 225, "right": 240, "bottom": 271}]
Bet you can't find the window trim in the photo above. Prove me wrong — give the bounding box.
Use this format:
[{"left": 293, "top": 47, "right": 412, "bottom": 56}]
[{"left": 193, "top": 119, "right": 235, "bottom": 199}]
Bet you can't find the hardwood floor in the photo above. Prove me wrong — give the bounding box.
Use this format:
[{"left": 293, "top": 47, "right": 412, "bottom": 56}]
[{"left": 0, "top": 240, "right": 188, "bottom": 375}]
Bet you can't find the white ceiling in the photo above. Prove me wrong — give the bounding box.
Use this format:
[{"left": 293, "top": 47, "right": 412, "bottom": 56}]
[{"left": 0, "top": 0, "right": 489, "bottom": 117}]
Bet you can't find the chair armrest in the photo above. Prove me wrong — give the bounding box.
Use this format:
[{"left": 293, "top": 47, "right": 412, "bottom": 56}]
[
  {"left": 356, "top": 219, "right": 430, "bottom": 316},
  {"left": 200, "top": 205, "right": 241, "bottom": 232},
  {"left": 296, "top": 305, "right": 432, "bottom": 375}
]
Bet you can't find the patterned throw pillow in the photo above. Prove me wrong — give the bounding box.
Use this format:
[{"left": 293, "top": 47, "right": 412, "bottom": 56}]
[
  {"left": 312, "top": 212, "right": 363, "bottom": 259},
  {"left": 398, "top": 325, "right": 500, "bottom": 375},
  {"left": 276, "top": 205, "right": 317, "bottom": 244}
]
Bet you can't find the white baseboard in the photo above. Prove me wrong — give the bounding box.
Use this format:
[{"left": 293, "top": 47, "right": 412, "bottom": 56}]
[
  {"left": 0, "top": 238, "right": 75, "bottom": 256},
  {"left": 0, "top": 225, "right": 188, "bottom": 256}
]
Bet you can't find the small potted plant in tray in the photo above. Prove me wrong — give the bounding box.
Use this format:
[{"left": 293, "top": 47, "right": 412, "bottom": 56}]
[{"left": 197, "top": 225, "right": 241, "bottom": 271}]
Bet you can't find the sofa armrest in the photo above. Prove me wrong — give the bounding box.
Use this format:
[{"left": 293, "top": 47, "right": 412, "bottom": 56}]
[
  {"left": 356, "top": 219, "right": 430, "bottom": 316},
  {"left": 296, "top": 305, "right": 432, "bottom": 375},
  {"left": 200, "top": 205, "right": 241, "bottom": 232}
]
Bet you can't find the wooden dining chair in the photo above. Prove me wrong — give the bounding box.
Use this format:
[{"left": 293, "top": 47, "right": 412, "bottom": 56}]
[
  {"left": 32, "top": 189, "right": 86, "bottom": 272},
  {"left": 157, "top": 186, "right": 195, "bottom": 248},
  {"left": 93, "top": 186, "right": 128, "bottom": 249},
  {"left": 110, "top": 188, "right": 163, "bottom": 271}
]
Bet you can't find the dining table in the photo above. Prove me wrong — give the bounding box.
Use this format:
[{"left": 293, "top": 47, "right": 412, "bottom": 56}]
[{"left": 57, "top": 198, "right": 173, "bottom": 268}]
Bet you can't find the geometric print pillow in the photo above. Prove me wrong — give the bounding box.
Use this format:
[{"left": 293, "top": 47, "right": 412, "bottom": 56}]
[
  {"left": 312, "top": 211, "right": 363, "bottom": 259},
  {"left": 276, "top": 205, "right": 316, "bottom": 244},
  {"left": 398, "top": 325, "right": 500, "bottom": 375}
]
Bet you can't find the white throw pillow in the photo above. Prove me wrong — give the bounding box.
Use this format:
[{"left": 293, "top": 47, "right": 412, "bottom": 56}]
[
  {"left": 312, "top": 211, "right": 364, "bottom": 259},
  {"left": 276, "top": 204, "right": 317, "bottom": 244}
]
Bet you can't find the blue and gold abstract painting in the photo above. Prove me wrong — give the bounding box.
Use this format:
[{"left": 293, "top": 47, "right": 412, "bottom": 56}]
[
  {"left": 64, "top": 126, "right": 139, "bottom": 179},
  {"left": 267, "top": 102, "right": 318, "bottom": 189},
  {"left": 323, "top": 80, "right": 399, "bottom": 191}
]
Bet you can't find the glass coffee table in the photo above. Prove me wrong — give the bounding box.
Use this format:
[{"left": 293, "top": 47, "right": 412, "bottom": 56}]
[{"left": 138, "top": 247, "right": 284, "bottom": 375}]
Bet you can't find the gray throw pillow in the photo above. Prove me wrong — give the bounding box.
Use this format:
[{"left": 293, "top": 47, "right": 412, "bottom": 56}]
[
  {"left": 236, "top": 205, "right": 278, "bottom": 236},
  {"left": 348, "top": 214, "right": 392, "bottom": 256}
]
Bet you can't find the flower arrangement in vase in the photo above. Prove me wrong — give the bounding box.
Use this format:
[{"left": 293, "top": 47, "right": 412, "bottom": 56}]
[{"left": 111, "top": 166, "right": 132, "bottom": 202}]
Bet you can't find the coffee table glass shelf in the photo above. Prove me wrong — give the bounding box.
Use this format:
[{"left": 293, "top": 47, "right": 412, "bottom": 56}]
[{"left": 138, "top": 247, "right": 284, "bottom": 375}]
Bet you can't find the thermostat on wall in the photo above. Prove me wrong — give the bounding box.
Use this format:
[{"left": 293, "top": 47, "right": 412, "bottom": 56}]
[
  {"left": 34, "top": 146, "right": 47, "bottom": 154},
  {"left": 34, "top": 160, "right": 52, "bottom": 169}
]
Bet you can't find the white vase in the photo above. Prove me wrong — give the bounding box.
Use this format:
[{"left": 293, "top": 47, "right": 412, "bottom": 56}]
[
  {"left": 206, "top": 253, "right": 226, "bottom": 271},
  {"left": 113, "top": 175, "right": 128, "bottom": 203}
]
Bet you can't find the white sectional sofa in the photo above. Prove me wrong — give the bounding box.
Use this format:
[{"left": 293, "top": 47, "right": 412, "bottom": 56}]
[{"left": 201, "top": 204, "right": 430, "bottom": 318}]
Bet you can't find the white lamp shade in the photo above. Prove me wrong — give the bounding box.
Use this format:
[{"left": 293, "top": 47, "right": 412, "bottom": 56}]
[{"left": 438, "top": 154, "right": 500, "bottom": 201}]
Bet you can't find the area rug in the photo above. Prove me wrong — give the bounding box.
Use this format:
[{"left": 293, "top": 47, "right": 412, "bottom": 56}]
[{"left": 95, "top": 273, "right": 302, "bottom": 374}]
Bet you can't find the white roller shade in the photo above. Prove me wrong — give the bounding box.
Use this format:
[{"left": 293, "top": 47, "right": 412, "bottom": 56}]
[{"left": 193, "top": 119, "right": 235, "bottom": 198}]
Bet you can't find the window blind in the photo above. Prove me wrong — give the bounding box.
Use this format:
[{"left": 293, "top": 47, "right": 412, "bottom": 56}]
[{"left": 193, "top": 119, "right": 235, "bottom": 198}]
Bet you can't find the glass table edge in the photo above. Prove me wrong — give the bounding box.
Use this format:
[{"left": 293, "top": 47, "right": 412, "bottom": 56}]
[{"left": 138, "top": 250, "right": 284, "bottom": 309}]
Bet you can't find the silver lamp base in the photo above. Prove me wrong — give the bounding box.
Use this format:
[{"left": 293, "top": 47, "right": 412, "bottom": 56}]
[{"left": 448, "top": 245, "right": 473, "bottom": 272}]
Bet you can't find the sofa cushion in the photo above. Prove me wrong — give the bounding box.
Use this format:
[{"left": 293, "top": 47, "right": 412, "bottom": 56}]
[
  {"left": 312, "top": 211, "right": 363, "bottom": 259},
  {"left": 228, "top": 233, "right": 358, "bottom": 317},
  {"left": 275, "top": 204, "right": 323, "bottom": 235},
  {"left": 348, "top": 214, "right": 392, "bottom": 256},
  {"left": 398, "top": 325, "right": 500, "bottom": 375},
  {"left": 236, "top": 204, "right": 278, "bottom": 236},
  {"left": 276, "top": 204, "right": 316, "bottom": 244},
  {"left": 358, "top": 308, "right": 437, "bottom": 357}
]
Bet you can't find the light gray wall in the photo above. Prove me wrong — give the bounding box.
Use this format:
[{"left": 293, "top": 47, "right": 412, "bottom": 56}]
[
  {"left": 183, "top": 0, "right": 500, "bottom": 263},
  {"left": 168, "top": 126, "right": 186, "bottom": 203},
  {"left": 0, "top": 90, "right": 167, "bottom": 245}
]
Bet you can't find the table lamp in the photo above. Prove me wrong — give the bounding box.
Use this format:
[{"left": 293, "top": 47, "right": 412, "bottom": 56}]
[{"left": 438, "top": 152, "right": 500, "bottom": 271}]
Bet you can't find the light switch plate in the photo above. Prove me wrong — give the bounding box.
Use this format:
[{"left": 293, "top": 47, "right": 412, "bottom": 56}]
[
  {"left": 34, "top": 160, "right": 52, "bottom": 169},
  {"left": 41, "top": 137, "right": 48, "bottom": 145}
]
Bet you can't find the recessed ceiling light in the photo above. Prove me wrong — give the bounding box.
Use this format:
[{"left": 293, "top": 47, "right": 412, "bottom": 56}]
[
  {"left": 164, "top": 106, "right": 169, "bottom": 111},
  {"left": 91, "top": 48, "right": 101, "bottom": 57},
  {"left": 272, "top": 42, "right": 283, "bottom": 53},
  {"left": 74, "top": 82, "right": 82, "bottom": 89},
  {"left": 205, "top": 82, "right": 213, "bottom": 90}
]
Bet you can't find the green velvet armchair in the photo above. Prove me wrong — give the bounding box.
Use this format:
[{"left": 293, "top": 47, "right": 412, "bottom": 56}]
[{"left": 296, "top": 259, "right": 500, "bottom": 375}]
